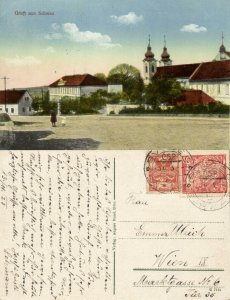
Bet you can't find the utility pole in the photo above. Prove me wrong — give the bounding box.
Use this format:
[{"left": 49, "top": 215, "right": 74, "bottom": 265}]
[{"left": 0, "top": 76, "right": 10, "bottom": 112}]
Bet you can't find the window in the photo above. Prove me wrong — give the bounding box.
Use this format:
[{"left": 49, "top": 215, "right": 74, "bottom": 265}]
[
  {"left": 152, "top": 65, "right": 155, "bottom": 72},
  {"left": 225, "top": 84, "right": 229, "bottom": 95},
  {"left": 22, "top": 107, "right": 25, "bottom": 113},
  {"left": 206, "top": 85, "right": 209, "bottom": 93},
  {"left": 6, "top": 108, "right": 8, "bottom": 112},
  {"left": 11, "top": 108, "right": 14, "bottom": 113},
  {"left": 29, "top": 107, "right": 32, "bottom": 112},
  {"left": 145, "top": 66, "right": 148, "bottom": 73},
  {"left": 0, "top": 108, "right": 2, "bottom": 111}
]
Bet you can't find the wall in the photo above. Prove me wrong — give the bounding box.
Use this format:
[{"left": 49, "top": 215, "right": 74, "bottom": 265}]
[
  {"left": 18, "top": 92, "right": 34, "bottom": 115},
  {"left": 106, "top": 104, "right": 139, "bottom": 115},
  {"left": 189, "top": 81, "right": 230, "bottom": 105},
  {"left": 80, "top": 85, "right": 107, "bottom": 96}
]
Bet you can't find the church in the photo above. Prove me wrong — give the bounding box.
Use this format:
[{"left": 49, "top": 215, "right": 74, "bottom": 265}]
[{"left": 143, "top": 34, "right": 230, "bottom": 105}]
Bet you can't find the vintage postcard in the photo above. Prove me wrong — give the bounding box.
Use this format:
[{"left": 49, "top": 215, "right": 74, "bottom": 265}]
[{"left": 0, "top": 0, "right": 230, "bottom": 300}]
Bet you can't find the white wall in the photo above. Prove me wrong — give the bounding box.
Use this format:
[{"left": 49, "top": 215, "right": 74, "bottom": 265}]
[
  {"left": 189, "top": 81, "right": 230, "bottom": 105},
  {"left": 80, "top": 86, "right": 107, "bottom": 96},
  {"left": 106, "top": 104, "right": 139, "bottom": 115},
  {"left": 18, "top": 92, "right": 33, "bottom": 115},
  {"left": 108, "top": 85, "right": 123, "bottom": 93}
]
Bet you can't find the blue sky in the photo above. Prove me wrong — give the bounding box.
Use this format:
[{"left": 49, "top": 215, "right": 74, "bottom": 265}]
[{"left": 0, "top": 0, "right": 229, "bottom": 88}]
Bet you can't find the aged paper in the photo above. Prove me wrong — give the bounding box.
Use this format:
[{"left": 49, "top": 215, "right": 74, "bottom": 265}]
[{"left": 0, "top": 150, "right": 229, "bottom": 300}]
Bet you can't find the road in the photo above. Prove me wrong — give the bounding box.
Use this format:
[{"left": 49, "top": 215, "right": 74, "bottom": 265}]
[{"left": 8, "top": 115, "right": 229, "bottom": 150}]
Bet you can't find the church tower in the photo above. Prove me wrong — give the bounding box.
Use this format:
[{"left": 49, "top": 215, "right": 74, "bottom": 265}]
[
  {"left": 143, "top": 35, "right": 157, "bottom": 85},
  {"left": 159, "top": 36, "right": 172, "bottom": 66},
  {"left": 213, "top": 32, "right": 230, "bottom": 61}
]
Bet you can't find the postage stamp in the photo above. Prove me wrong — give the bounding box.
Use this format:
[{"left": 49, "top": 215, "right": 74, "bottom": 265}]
[
  {"left": 144, "top": 151, "right": 180, "bottom": 193},
  {"left": 182, "top": 154, "right": 228, "bottom": 194},
  {"left": 144, "top": 151, "right": 229, "bottom": 210}
]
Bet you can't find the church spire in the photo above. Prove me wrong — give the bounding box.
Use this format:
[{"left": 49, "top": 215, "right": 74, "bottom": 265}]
[
  {"left": 144, "top": 34, "right": 155, "bottom": 61},
  {"left": 160, "top": 35, "right": 172, "bottom": 66},
  {"left": 143, "top": 35, "right": 157, "bottom": 85},
  {"left": 219, "top": 32, "right": 226, "bottom": 53}
]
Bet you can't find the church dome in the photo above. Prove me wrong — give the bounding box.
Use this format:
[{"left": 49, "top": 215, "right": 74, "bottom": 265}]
[
  {"left": 145, "top": 45, "right": 154, "bottom": 60},
  {"left": 161, "top": 46, "right": 170, "bottom": 60},
  {"left": 219, "top": 44, "right": 226, "bottom": 53}
]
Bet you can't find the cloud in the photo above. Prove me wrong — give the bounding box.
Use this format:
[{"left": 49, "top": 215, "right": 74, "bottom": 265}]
[
  {"left": 4, "top": 55, "right": 41, "bottom": 66},
  {"left": 45, "top": 23, "right": 121, "bottom": 48},
  {"left": 44, "top": 46, "right": 55, "bottom": 53},
  {"left": 180, "top": 24, "right": 207, "bottom": 33},
  {"left": 111, "top": 12, "right": 143, "bottom": 25}
]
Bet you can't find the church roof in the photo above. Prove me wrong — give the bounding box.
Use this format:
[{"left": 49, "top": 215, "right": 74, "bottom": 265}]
[
  {"left": 154, "top": 63, "right": 200, "bottom": 78},
  {"left": 0, "top": 90, "right": 27, "bottom": 104},
  {"left": 190, "top": 60, "right": 230, "bottom": 81},
  {"left": 49, "top": 74, "right": 107, "bottom": 87},
  {"left": 154, "top": 60, "right": 230, "bottom": 81}
]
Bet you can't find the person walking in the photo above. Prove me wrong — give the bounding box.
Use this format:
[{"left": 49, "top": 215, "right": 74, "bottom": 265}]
[{"left": 50, "top": 111, "right": 57, "bottom": 127}]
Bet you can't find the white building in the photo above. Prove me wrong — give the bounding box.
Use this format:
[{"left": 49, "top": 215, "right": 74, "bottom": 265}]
[
  {"left": 0, "top": 90, "right": 33, "bottom": 115},
  {"left": 49, "top": 74, "right": 108, "bottom": 102},
  {"left": 153, "top": 60, "right": 230, "bottom": 105}
]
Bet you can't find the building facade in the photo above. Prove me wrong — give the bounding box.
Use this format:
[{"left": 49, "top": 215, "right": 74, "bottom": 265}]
[
  {"left": 0, "top": 90, "right": 33, "bottom": 115},
  {"left": 49, "top": 74, "right": 108, "bottom": 103}
]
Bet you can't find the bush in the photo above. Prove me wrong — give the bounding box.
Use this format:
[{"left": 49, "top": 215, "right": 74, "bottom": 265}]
[{"left": 0, "top": 113, "right": 11, "bottom": 122}]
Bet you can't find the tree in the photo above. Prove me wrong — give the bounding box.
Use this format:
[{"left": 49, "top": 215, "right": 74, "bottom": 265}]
[
  {"left": 94, "top": 73, "right": 107, "bottom": 82},
  {"left": 144, "top": 76, "right": 183, "bottom": 108},
  {"left": 107, "top": 64, "right": 144, "bottom": 98},
  {"left": 32, "top": 91, "right": 57, "bottom": 114}
]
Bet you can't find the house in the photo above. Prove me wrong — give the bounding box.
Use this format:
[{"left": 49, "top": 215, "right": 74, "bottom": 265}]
[
  {"left": 49, "top": 74, "right": 108, "bottom": 102},
  {"left": 0, "top": 90, "right": 33, "bottom": 115}
]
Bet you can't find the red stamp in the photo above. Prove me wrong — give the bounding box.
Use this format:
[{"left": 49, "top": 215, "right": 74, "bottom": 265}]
[
  {"left": 145, "top": 151, "right": 180, "bottom": 193},
  {"left": 182, "top": 154, "right": 227, "bottom": 194}
]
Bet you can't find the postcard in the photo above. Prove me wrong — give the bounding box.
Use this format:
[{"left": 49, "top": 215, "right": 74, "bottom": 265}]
[{"left": 0, "top": 0, "right": 230, "bottom": 299}]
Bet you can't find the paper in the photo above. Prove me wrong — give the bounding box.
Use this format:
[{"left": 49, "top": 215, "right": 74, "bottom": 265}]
[{"left": 0, "top": 150, "right": 229, "bottom": 300}]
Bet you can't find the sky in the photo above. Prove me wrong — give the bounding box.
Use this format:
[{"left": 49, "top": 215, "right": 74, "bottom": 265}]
[{"left": 0, "top": 0, "right": 229, "bottom": 88}]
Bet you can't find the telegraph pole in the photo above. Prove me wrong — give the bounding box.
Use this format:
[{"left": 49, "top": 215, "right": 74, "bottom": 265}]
[{"left": 0, "top": 76, "right": 10, "bottom": 112}]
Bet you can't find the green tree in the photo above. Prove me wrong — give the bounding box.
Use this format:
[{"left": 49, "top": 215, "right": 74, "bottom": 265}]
[
  {"left": 32, "top": 91, "right": 57, "bottom": 114},
  {"left": 94, "top": 73, "right": 107, "bottom": 82},
  {"left": 107, "top": 64, "right": 144, "bottom": 98},
  {"left": 145, "top": 76, "right": 183, "bottom": 107}
]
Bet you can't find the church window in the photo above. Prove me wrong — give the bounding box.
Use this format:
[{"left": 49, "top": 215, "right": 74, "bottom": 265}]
[
  {"left": 225, "top": 84, "right": 229, "bottom": 95},
  {"left": 152, "top": 65, "right": 155, "bottom": 72},
  {"left": 145, "top": 66, "right": 148, "bottom": 73}
]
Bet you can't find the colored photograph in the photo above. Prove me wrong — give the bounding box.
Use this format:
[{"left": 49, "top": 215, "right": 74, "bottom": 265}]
[{"left": 0, "top": 0, "right": 229, "bottom": 149}]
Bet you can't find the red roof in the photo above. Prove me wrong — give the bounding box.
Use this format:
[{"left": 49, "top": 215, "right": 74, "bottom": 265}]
[
  {"left": 0, "top": 90, "right": 26, "bottom": 104},
  {"left": 154, "top": 63, "right": 200, "bottom": 78},
  {"left": 49, "top": 74, "right": 107, "bottom": 87},
  {"left": 154, "top": 60, "right": 230, "bottom": 81},
  {"left": 190, "top": 60, "right": 230, "bottom": 81},
  {"left": 176, "top": 89, "right": 216, "bottom": 106}
]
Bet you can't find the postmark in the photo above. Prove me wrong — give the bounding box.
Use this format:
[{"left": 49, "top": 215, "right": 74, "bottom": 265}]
[
  {"left": 182, "top": 154, "right": 229, "bottom": 211},
  {"left": 182, "top": 154, "right": 228, "bottom": 194},
  {"left": 144, "top": 151, "right": 229, "bottom": 210}
]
